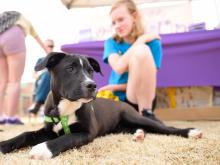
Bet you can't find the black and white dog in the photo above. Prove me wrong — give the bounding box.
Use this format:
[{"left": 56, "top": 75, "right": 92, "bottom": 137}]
[{"left": 0, "top": 52, "right": 202, "bottom": 159}]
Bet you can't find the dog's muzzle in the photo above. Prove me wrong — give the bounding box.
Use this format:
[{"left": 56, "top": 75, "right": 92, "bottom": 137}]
[
  {"left": 82, "top": 81, "right": 97, "bottom": 99},
  {"left": 84, "top": 81, "right": 96, "bottom": 90}
]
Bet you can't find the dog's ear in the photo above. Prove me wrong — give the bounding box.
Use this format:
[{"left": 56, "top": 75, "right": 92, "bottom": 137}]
[
  {"left": 87, "top": 57, "right": 103, "bottom": 76},
  {"left": 35, "top": 52, "right": 66, "bottom": 71}
]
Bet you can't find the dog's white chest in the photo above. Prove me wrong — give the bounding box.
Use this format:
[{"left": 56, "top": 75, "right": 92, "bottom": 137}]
[
  {"left": 52, "top": 99, "right": 92, "bottom": 134},
  {"left": 58, "top": 99, "right": 82, "bottom": 116}
]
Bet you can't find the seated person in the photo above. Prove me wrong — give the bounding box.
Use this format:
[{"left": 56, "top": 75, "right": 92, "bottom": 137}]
[
  {"left": 28, "top": 39, "right": 54, "bottom": 115},
  {"left": 98, "top": 0, "right": 163, "bottom": 121}
]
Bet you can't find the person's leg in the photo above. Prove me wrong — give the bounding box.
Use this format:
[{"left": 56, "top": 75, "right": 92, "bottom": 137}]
[
  {"left": 125, "top": 44, "right": 164, "bottom": 123},
  {"left": 28, "top": 71, "right": 51, "bottom": 115},
  {"left": 0, "top": 56, "right": 8, "bottom": 123},
  {"left": 2, "top": 25, "right": 26, "bottom": 124},
  {"left": 126, "top": 44, "right": 156, "bottom": 114},
  {"left": 6, "top": 52, "right": 26, "bottom": 118},
  {"left": 35, "top": 71, "right": 51, "bottom": 103}
]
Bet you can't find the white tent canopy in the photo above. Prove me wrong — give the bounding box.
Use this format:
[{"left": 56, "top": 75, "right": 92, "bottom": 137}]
[{"left": 61, "top": 0, "right": 191, "bottom": 9}]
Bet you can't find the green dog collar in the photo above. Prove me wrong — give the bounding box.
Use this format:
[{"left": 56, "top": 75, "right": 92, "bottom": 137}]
[
  {"left": 44, "top": 104, "right": 95, "bottom": 135},
  {"left": 44, "top": 115, "right": 71, "bottom": 135}
]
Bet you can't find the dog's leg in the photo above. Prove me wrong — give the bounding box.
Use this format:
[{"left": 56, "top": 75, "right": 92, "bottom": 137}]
[
  {"left": 122, "top": 109, "right": 202, "bottom": 138},
  {"left": 29, "top": 132, "right": 93, "bottom": 159},
  {"left": 0, "top": 127, "right": 57, "bottom": 154}
]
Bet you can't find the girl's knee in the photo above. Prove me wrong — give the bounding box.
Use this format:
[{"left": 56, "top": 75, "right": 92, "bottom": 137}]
[{"left": 131, "top": 44, "right": 152, "bottom": 60}]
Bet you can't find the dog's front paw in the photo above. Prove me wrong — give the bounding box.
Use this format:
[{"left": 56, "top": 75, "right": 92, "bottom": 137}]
[
  {"left": 0, "top": 141, "right": 14, "bottom": 154},
  {"left": 188, "top": 129, "right": 203, "bottom": 139},
  {"left": 29, "top": 142, "right": 53, "bottom": 160}
]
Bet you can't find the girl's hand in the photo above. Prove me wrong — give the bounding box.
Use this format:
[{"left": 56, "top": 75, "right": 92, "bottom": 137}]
[
  {"left": 98, "top": 84, "right": 127, "bottom": 92},
  {"left": 135, "top": 33, "right": 161, "bottom": 44},
  {"left": 98, "top": 85, "right": 113, "bottom": 92},
  {"left": 149, "top": 33, "right": 161, "bottom": 41}
]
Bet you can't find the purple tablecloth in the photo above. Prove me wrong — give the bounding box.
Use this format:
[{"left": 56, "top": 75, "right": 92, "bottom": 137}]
[{"left": 61, "top": 29, "right": 220, "bottom": 88}]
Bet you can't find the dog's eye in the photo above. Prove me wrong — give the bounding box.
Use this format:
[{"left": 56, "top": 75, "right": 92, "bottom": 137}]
[{"left": 66, "top": 66, "right": 75, "bottom": 73}]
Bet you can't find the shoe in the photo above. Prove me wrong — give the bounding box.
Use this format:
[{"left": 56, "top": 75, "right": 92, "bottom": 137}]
[
  {"left": 27, "top": 102, "right": 42, "bottom": 115},
  {"left": 142, "top": 110, "right": 156, "bottom": 119},
  {"left": 0, "top": 118, "right": 6, "bottom": 124},
  {"left": 142, "top": 109, "right": 163, "bottom": 124},
  {"left": 6, "top": 118, "right": 24, "bottom": 125}
]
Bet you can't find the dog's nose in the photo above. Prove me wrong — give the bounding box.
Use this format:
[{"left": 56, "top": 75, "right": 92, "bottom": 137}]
[{"left": 84, "top": 81, "right": 97, "bottom": 90}]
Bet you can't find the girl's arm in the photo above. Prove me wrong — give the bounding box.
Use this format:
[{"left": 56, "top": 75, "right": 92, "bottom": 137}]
[
  {"left": 108, "top": 33, "right": 160, "bottom": 75},
  {"left": 34, "top": 35, "right": 50, "bottom": 54}
]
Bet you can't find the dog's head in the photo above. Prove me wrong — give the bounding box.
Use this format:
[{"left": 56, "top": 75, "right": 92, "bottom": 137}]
[{"left": 35, "top": 52, "right": 102, "bottom": 102}]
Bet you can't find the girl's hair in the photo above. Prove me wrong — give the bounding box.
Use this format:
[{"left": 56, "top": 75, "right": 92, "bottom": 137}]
[
  {"left": 110, "top": 0, "right": 145, "bottom": 43},
  {"left": 0, "top": 11, "right": 21, "bottom": 34}
]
